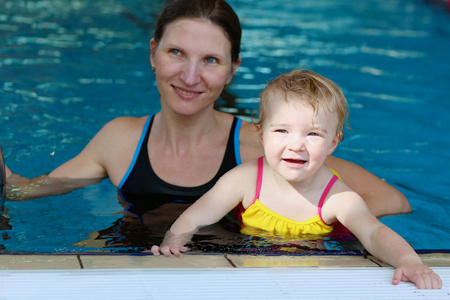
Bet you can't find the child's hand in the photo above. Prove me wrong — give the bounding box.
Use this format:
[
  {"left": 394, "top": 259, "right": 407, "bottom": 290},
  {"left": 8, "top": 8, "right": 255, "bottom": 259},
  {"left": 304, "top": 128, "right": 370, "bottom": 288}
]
[
  {"left": 149, "top": 230, "right": 192, "bottom": 257},
  {"left": 393, "top": 263, "right": 442, "bottom": 289},
  {"left": 150, "top": 245, "right": 189, "bottom": 257}
]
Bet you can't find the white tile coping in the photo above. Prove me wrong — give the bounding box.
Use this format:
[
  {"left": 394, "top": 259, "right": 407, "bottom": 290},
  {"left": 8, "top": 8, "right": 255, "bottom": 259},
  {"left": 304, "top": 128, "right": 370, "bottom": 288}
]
[{"left": 0, "top": 267, "right": 448, "bottom": 299}]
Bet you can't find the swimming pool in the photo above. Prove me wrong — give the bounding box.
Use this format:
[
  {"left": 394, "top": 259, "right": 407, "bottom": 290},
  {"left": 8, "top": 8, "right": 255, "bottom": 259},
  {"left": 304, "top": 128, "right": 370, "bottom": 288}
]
[{"left": 1, "top": 0, "right": 449, "bottom": 253}]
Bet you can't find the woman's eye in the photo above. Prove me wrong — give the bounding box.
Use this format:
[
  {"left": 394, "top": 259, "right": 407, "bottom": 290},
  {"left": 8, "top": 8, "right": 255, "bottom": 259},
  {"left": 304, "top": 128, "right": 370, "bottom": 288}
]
[
  {"left": 205, "top": 57, "right": 217, "bottom": 64},
  {"left": 170, "top": 49, "right": 181, "bottom": 56}
]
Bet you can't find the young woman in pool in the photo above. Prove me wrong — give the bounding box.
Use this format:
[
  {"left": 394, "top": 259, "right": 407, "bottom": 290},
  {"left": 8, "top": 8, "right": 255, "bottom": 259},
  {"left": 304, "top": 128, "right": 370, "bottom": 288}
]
[
  {"left": 151, "top": 69, "right": 442, "bottom": 289},
  {"left": 5, "top": 0, "right": 411, "bottom": 221}
]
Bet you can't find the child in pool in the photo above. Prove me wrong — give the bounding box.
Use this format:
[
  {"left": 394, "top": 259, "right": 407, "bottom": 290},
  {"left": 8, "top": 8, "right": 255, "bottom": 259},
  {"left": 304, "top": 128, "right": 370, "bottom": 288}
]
[{"left": 151, "top": 69, "right": 442, "bottom": 289}]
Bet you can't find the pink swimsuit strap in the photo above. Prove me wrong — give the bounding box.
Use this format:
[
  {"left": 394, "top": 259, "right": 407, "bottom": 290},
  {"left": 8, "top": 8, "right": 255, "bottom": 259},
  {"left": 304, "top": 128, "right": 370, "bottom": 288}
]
[
  {"left": 318, "top": 175, "right": 338, "bottom": 226},
  {"left": 251, "top": 156, "right": 264, "bottom": 205}
]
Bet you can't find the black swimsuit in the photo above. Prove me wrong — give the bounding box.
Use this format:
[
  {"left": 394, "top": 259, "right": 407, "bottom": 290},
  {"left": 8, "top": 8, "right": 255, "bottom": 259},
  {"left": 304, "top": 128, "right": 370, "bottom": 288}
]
[{"left": 117, "top": 115, "right": 242, "bottom": 217}]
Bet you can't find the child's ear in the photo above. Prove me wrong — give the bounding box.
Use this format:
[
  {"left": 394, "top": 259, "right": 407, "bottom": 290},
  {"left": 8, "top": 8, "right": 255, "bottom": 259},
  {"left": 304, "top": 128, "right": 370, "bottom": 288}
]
[
  {"left": 259, "top": 131, "right": 264, "bottom": 146},
  {"left": 328, "top": 135, "right": 340, "bottom": 155}
]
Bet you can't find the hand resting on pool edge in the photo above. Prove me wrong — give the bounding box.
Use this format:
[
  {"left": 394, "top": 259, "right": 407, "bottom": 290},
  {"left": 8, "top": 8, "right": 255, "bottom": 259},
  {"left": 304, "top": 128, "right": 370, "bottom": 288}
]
[{"left": 150, "top": 69, "right": 442, "bottom": 290}]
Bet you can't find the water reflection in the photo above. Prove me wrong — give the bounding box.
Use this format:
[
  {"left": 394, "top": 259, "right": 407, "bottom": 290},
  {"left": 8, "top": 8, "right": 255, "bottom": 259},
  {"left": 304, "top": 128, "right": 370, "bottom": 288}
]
[
  {"left": 76, "top": 212, "right": 362, "bottom": 255},
  {"left": 1, "top": 0, "right": 450, "bottom": 253}
]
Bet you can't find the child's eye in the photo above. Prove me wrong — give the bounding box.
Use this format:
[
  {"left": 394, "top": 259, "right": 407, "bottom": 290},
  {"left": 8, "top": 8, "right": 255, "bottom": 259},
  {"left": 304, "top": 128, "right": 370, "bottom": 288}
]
[
  {"left": 275, "top": 129, "right": 288, "bottom": 134},
  {"left": 308, "top": 132, "right": 320, "bottom": 137}
]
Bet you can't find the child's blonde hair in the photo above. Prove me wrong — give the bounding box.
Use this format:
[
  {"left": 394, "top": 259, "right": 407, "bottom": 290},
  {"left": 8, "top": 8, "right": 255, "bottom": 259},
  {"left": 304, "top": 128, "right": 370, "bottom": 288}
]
[{"left": 256, "top": 69, "right": 349, "bottom": 140}]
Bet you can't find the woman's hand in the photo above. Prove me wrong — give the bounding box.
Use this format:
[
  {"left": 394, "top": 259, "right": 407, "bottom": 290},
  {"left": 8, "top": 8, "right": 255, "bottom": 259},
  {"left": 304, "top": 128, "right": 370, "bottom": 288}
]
[{"left": 393, "top": 263, "right": 442, "bottom": 289}]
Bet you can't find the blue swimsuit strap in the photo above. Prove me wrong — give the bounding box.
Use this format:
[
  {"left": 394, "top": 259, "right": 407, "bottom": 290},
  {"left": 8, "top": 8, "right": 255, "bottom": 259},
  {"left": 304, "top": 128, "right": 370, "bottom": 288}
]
[
  {"left": 234, "top": 118, "right": 242, "bottom": 165},
  {"left": 117, "top": 115, "right": 153, "bottom": 190}
]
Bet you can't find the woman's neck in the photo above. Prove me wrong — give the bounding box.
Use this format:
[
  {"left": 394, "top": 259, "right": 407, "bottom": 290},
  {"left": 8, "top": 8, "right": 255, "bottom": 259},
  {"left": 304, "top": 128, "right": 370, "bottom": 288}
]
[
  {"left": 147, "top": 109, "right": 233, "bottom": 186},
  {"left": 153, "top": 109, "right": 229, "bottom": 154}
]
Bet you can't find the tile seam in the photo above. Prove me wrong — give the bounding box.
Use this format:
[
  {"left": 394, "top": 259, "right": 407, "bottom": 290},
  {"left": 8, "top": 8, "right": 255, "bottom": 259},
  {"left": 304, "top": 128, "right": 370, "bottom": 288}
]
[
  {"left": 223, "top": 254, "right": 237, "bottom": 268},
  {"left": 76, "top": 253, "right": 84, "bottom": 269}
]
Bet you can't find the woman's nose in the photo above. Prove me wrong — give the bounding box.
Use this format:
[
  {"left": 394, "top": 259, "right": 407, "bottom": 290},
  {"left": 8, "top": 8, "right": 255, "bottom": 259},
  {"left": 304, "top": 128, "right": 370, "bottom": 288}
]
[{"left": 180, "top": 61, "right": 201, "bottom": 86}]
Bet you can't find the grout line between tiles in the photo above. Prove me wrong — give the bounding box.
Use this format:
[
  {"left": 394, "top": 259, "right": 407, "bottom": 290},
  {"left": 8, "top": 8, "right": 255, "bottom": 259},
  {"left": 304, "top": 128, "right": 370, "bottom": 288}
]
[
  {"left": 76, "top": 253, "right": 84, "bottom": 269},
  {"left": 223, "top": 254, "right": 237, "bottom": 268},
  {"left": 367, "top": 257, "right": 383, "bottom": 267}
]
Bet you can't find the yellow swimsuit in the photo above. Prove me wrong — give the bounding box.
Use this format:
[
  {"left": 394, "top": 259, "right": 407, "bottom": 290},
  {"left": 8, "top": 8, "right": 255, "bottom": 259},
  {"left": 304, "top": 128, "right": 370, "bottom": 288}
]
[{"left": 241, "top": 157, "right": 338, "bottom": 237}]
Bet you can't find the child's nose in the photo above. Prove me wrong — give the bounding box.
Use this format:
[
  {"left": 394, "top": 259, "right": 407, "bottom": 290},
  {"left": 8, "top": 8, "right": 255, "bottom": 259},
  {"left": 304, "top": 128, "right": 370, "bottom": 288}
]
[{"left": 288, "top": 137, "right": 305, "bottom": 151}]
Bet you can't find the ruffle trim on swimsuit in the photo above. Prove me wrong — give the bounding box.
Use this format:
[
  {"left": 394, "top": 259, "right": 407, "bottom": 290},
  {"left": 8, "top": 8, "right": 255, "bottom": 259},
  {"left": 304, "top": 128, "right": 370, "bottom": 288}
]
[{"left": 241, "top": 199, "right": 334, "bottom": 237}]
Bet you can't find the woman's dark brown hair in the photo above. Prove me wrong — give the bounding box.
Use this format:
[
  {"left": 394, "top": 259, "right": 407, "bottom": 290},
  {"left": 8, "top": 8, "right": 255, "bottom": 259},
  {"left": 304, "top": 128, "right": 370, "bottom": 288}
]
[{"left": 153, "top": 0, "right": 241, "bottom": 63}]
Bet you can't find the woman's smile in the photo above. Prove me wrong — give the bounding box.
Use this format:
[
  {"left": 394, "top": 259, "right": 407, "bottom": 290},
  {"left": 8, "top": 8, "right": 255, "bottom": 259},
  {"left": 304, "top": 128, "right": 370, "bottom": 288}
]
[{"left": 173, "top": 85, "right": 202, "bottom": 98}]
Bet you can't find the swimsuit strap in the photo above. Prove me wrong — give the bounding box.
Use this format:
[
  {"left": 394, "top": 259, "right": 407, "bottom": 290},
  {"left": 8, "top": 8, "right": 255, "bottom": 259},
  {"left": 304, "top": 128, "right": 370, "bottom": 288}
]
[
  {"left": 318, "top": 175, "right": 338, "bottom": 226},
  {"left": 117, "top": 115, "right": 153, "bottom": 190},
  {"left": 251, "top": 156, "right": 264, "bottom": 205},
  {"left": 233, "top": 118, "right": 242, "bottom": 165}
]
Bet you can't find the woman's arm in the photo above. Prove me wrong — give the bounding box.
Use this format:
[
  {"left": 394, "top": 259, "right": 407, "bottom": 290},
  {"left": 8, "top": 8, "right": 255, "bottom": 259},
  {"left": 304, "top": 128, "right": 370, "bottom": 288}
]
[
  {"left": 5, "top": 164, "right": 12, "bottom": 178},
  {"left": 6, "top": 173, "right": 103, "bottom": 201},
  {"left": 324, "top": 155, "right": 411, "bottom": 217},
  {"left": 4, "top": 117, "right": 141, "bottom": 200},
  {"left": 5, "top": 133, "right": 109, "bottom": 201}
]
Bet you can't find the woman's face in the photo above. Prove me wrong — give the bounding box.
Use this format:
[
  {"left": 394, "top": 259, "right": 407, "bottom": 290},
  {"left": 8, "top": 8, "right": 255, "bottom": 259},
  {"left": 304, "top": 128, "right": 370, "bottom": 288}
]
[{"left": 150, "top": 18, "right": 241, "bottom": 117}]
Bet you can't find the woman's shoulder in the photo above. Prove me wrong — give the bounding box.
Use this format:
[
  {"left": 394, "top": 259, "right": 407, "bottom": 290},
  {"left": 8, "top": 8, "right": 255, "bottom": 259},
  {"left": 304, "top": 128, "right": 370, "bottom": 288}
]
[
  {"left": 102, "top": 116, "right": 149, "bottom": 132},
  {"left": 238, "top": 119, "right": 264, "bottom": 162},
  {"left": 91, "top": 116, "right": 150, "bottom": 147}
]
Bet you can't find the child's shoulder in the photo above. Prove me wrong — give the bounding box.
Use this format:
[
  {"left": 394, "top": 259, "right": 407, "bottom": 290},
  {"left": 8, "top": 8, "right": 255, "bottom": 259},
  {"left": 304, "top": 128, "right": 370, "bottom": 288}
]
[
  {"left": 215, "top": 158, "right": 259, "bottom": 199},
  {"left": 321, "top": 175, "right": 369, "bottom": 223},
  {"left": 220, "top": 158, "right": 259, "bottom": 184},
  {"left": 330, "top": 176, "right": 352, "bottom": 192},
  {"left": 324, "top": 175, "right": 366, "bottom": 208},
  {"left": 319, "top": 167, "right": 361, "bottom": 203},
  {"left": 230, "top": 158, "right": 259, "bottom": 176}
]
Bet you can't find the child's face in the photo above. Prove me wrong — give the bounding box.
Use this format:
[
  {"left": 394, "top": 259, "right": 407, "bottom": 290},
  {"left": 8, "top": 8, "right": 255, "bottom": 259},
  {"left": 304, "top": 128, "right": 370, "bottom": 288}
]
[{"left": 260, "top": 91, "right": 340, "bottom": 182}]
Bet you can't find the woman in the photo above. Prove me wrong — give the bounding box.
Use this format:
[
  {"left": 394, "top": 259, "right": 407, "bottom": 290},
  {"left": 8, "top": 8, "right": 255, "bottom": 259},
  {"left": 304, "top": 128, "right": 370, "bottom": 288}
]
[{"left": 5, "top": 0, "right": 411, "bottom": 224}]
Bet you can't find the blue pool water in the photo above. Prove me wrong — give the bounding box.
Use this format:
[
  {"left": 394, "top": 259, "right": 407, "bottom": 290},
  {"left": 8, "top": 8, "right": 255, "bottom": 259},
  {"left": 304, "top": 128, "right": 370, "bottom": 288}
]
[{"left": 1, "top": 0, "right": 449, "bottom": 253}]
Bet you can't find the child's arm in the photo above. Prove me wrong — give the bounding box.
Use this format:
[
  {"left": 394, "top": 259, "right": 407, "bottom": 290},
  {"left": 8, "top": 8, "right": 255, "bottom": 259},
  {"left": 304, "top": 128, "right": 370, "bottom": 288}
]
[
  {"left": 151, "top": 163, "right": 255, "bottom": 257},
  {"left": 328, "top": 190, "right": 442, "bottom": 289}
]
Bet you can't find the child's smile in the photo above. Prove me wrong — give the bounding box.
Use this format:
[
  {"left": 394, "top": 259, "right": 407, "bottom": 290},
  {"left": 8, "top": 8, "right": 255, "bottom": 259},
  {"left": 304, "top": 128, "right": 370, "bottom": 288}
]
[{"left": 281, "top": 158, "right": 307, "bottom": 167}]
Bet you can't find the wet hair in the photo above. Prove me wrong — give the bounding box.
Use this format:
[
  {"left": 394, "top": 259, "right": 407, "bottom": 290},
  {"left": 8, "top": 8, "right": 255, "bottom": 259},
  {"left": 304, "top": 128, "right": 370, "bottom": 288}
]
[
  {"left": 153, "top": 0, "right": 241, "bottom": 63},
  {"left": 256, "top": 69, "right": 349, "bottom": 140}
]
